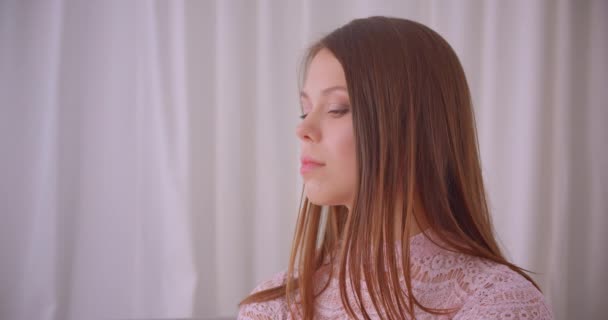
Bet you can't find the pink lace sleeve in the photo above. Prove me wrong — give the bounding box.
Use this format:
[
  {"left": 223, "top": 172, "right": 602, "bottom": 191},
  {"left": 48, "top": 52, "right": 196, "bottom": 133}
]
[
  {"left": 453, "top": 276, "right": 554, "bottom": 320},
  {"left": 237, "top": 271, "right": 288, "bottom": 320}
]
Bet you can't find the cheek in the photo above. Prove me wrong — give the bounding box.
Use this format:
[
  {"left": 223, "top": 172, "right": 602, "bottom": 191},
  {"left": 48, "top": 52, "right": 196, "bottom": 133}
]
[
  {"left": 334, "top": 128, "right": 356, "bottom": 173},
  {"left": 328, "top": 122, "right": 357, "bottom": 189}
]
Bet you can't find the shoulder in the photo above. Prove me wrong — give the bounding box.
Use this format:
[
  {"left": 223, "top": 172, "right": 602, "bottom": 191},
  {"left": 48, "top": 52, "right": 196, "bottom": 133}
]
[
  {"left": 237, "top": 270, "right": 289, "bottom": 320},
  {"left": 251, "top": 270, "right": 288, "bottom": 294},
  {"left": 452, "top": 257, "right": 554, "bottom": 319},
  {"left": 408, "top": 232, "right": 553, "bottom": 319}
]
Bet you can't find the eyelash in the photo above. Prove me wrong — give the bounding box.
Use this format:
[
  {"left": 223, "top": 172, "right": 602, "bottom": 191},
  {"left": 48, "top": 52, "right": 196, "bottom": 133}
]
[{"left": 299, "top": 109, "right": 349, "bottom": 119}]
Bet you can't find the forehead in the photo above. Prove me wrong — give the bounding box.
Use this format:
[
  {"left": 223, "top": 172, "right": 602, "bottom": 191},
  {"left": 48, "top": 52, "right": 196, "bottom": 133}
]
[{"left": 301, "top": 48, "right": 348, "bottom": 100}]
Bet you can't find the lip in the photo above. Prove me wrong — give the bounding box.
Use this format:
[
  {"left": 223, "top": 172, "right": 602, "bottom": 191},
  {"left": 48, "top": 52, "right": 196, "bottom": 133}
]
[{"left": 300, "top": 156, "right": 325, "bottom": 175}]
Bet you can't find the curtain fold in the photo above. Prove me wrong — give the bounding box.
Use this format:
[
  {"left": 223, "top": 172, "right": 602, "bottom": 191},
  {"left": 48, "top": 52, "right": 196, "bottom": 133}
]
[{"left": 0, "top": 0, "right": 606, "bottom": 319}]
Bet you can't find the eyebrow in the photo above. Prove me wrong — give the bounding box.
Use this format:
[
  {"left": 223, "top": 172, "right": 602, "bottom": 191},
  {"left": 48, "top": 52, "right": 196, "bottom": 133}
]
[{"left": 299, "top": 85, "right": 348, "bottom": 99}]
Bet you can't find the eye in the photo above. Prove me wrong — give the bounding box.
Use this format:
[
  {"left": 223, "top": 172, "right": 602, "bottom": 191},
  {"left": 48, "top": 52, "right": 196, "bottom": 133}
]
[
  {"left": 299, "top": 107, "right": 349, "bottom": 120},
  {"left": 329, "top": 109, "right": 349, "bottom": 116}
]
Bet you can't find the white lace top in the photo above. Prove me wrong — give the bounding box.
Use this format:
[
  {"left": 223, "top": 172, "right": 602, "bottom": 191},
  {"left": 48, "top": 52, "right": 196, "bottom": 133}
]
[{"left": 238, "top": 232, "right": 553, "bottom": 319}]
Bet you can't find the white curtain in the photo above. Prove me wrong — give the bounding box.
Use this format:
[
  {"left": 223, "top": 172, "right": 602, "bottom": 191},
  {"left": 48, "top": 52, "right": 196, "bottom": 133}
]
[{"left": 0, "top": 1, "right": 606, "bottom": 319}]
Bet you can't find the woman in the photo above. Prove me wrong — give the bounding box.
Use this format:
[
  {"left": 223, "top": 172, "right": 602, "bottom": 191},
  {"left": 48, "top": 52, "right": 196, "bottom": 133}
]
[{"left": 238, "top": 16, "right": 553, "bottom": 319}]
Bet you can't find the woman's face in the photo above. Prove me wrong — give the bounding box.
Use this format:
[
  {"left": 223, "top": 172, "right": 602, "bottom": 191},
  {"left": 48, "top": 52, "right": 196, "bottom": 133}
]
[{"left": 296, "top": 48, "right": 357, "bottom": 210}]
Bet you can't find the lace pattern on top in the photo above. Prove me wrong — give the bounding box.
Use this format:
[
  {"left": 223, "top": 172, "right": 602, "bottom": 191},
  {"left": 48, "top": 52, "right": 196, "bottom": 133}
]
[{"left": 238, "top": 232, "right": 553, "bottom": 319}]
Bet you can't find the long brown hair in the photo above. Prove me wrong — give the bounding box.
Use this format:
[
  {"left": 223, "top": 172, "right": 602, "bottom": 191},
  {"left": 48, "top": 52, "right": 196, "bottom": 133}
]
[{"left": 239, "top": 16, "right": 539, "bottom": 319}]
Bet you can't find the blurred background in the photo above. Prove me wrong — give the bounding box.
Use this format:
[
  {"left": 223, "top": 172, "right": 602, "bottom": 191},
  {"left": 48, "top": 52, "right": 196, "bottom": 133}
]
[{"left": 0, "top": 0, "right": 606, "bottom": 319}]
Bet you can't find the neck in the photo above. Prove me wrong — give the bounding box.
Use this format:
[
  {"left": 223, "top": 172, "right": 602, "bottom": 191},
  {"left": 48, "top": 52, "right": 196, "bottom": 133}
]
[
  {"left": 344, "top": 190, "right": 428, "bottom": 243},
  {"left": 393, "top": 192, "right": 427, "bottom": 242}
]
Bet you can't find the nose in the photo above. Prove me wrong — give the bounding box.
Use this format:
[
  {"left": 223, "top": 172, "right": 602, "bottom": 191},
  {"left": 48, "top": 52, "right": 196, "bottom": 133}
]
[{"left": 296, "top": 113, "right": 320, "bottom": 143}]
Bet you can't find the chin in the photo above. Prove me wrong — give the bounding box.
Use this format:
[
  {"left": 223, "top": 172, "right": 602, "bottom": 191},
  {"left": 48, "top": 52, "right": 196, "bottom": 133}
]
[
  {"left": 305, "top": 196, "right": 331, "bottom": 206},
  {"left": 303, "top": 179, "right": 352, "bottom": 207},
  {"left": 304, "top": 188, "right": 344, "bottom": 207}
]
